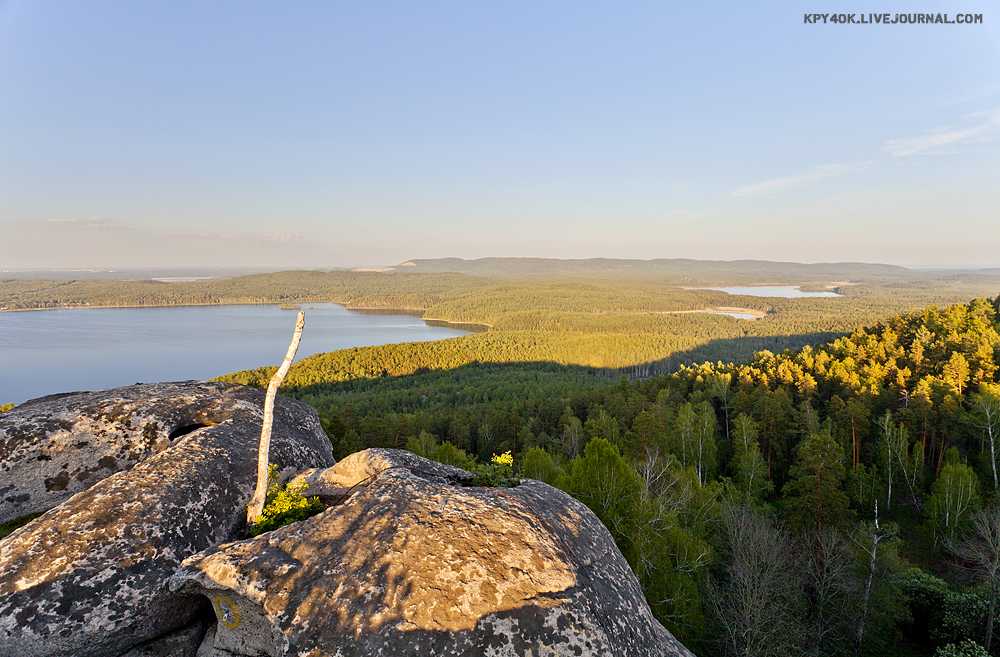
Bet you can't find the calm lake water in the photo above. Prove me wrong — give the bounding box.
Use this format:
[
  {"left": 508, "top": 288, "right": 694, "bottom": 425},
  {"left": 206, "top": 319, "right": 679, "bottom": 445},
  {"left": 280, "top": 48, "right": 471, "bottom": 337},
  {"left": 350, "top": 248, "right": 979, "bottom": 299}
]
[
  {"left": 711, "top": 310, "right": 760, "bottom": 320},
  {"left": 0, "top": 304, "right": 470, "bottom": 404},
  {"left": 703, "top": 286, "right": 843, "bottom": 298}
]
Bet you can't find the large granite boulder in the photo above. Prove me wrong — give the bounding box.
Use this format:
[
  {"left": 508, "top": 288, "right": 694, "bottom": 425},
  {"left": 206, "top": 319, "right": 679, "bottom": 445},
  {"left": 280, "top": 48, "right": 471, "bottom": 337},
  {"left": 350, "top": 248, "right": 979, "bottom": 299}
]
[
  {"left": 288, "top": 447, "right": 475, "bottom": 500},
  {"left": 0, "top": 381, "right": 301, "bottom": 524},
  {"left": 0, "top": 382, "right": 334, "bottom": 657},
  {"left": 171, "top": 449, "right": 693, "bottom": 657}
]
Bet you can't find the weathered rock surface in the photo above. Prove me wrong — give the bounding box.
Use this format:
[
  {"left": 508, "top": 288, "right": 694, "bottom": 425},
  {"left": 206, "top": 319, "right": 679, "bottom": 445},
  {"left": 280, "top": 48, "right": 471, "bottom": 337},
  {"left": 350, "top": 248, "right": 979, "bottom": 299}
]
[
  {"left": 0, "top": 382, "right": 334, "bottom": 657},
  {"left": 0, "top": 381, "right": 297, "bottom": 524},
  {"left": 289, "top": 447, "right": 474, "bottom": 499},
  {"left": 171, "top": 449, "right": 693, "bottom": 657}
]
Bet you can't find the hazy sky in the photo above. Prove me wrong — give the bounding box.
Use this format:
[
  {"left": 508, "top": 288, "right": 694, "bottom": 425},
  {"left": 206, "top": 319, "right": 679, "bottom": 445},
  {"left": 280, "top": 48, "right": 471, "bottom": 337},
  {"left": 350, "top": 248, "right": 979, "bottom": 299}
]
[{"left": 2, "top": 1, "right": 998, "bottom": 269}]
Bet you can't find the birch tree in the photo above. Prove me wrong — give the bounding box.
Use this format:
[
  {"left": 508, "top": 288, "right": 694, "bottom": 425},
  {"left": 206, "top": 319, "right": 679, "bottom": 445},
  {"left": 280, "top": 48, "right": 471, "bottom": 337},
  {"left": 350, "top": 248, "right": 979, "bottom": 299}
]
[
  {"left": 708, "top": 506, "right": 804, "bottom": 657},
  {"left": 802, "top": 528, "right": 855, "bottom": 657},
  {"left": 852, "top": 500, "right": 897, "bottom": 657},
  {"left": 247, "top": 311, "right": 305, "bottom": 525},
  {"left": 971, "top": 384, "right": 1000, "bottom": 493},
  {"left": 950, "top": 507, "right": 1000, "bottom": 652},
  {"left": 673, "top": 402, "right": 696, "bottom": 468},
  {"left": 694, "top": 401, "right": 718, "bottom": 485},
  {"left": 732, "top": 414, "right": 771, "bottom": 503},
  {"left": 880, "top": 412, "right": 924, "bottom": 511},
  {"left": 560, "top": 409, "right": 584, "bottom": 459},
  {"left": 928, "top": 449, "right": 980, "bottom": 545},
  {"left": 879, "top": 412, "right": 896, "bottom": 512}
]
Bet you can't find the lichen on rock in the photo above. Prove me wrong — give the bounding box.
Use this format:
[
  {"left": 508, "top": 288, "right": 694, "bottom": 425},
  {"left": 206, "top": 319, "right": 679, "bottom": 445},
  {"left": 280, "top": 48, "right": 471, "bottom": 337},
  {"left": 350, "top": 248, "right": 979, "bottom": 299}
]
[
  {"left": 171, "top": 449, "right": 694, "bottom": 657},
  {"left": 0, "top": 382, "right": 334, "bottom": 657},
  {"left": 0, "top": 381, "right": 307, "bottom": 525},
  {"left": 0, "top": 390, "right": 695, "bottom": 657}
]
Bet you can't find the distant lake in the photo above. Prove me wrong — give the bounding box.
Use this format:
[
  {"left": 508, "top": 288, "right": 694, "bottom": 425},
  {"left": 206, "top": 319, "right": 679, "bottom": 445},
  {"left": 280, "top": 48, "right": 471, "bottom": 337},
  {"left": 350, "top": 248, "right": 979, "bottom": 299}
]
[
  {"left": 0, "top": 304, "right": 471, "bottom": 404},
  {"left": 700, "top": 286, "right": 843, "bottom": 299},
  {"left": 711, "top": 309, "right": 760, "bottom": 320}
]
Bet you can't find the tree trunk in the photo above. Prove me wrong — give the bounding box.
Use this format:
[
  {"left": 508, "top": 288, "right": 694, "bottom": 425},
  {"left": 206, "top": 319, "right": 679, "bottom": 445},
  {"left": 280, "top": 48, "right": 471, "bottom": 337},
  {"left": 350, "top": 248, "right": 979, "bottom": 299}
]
[
  {"left": 851, "top": 419, "right": 858, "bottom": 468},
  {"left": 856, "top": 541, "right": 876, "bottom": 657},
  {"left": 698, "top": 437, "right": 704, "bottom": 485},
  {"left": 246, "top": 311, "right": 305, "bottom": 525},
  {"left": 988, "top": 420, "right": 997, "bottom": 493},
  {"left": 856, "top": 504, "right": 882, "bottom": 657}
]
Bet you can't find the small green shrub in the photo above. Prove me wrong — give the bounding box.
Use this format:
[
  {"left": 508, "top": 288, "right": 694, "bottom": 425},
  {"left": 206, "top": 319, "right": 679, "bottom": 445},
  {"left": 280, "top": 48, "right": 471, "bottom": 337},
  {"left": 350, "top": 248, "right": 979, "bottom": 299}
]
[
  {"left": 249, "top": 464, "right": 325, "bottom": 536},
  {"left": 0, "top": 403, "right": 14, "bottom": 414},
  {"left": 934, "top": 640, "right": 989, "bottom": 657},
  {"left": 931, "top": 590, "right": 991, "bottom": 648},
  {"left": 405, "top": 432, "right": 520, "bottom": 485},
  {"left": 470, "top": 451, "right": 520, "bottom": 487}
]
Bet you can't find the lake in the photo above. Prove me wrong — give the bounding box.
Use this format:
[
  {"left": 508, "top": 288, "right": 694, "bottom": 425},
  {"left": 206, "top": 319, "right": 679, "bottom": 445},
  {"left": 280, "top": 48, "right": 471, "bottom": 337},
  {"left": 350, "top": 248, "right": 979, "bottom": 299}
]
[
  {"left": 710, "top": 309, "right": 761, "bottom": 320},
  {"left": 0, "top": 303, "right": 471, "bottom": 404},
  {"left": 700, "top": 285, "right": 843, "bottom": 298}
]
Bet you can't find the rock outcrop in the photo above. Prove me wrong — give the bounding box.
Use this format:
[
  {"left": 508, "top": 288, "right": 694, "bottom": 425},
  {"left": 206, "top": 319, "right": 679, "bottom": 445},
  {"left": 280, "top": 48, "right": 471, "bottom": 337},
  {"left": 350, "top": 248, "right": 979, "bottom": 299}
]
[
  {"left": 288, "top": 447, "right": 474, "bottom": 500},
  {"left": 0, "top": 381, "right": 308, "bottom": 524},
  {"left": 171, "top": 449, "right": 693, "bottom": 657},
  {"left": 1, "top": 390, "right": 696, "bottom": 657},
  {"left": 0, "top": 382, "right": 334, "bottom": 657}
]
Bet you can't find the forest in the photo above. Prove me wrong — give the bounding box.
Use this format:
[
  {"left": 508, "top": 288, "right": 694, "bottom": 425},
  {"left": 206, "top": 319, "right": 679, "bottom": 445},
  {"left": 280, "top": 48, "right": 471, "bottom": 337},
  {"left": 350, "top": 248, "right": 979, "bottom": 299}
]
[
  {"left": 13, "top": 264, "right": 986, "bottom": 379},
  {"left": 219, "top": 295, "right": 1000, "bottom": 657},
  {"left": 7, "top": 263, "right": 1000, "bottom": 654},
  {"left": 6, "top": 263, "right": 1000, "bottom": 385},
  {"left": 0, "top": 259, "right": 1000, "bottom": 657}
]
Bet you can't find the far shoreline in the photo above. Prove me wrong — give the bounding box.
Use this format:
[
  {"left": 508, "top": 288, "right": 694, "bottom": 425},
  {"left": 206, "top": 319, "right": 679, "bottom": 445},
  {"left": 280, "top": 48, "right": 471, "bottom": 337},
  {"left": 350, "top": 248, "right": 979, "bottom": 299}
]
[{"left": 0, "top": 300, "right": 492, "bottom": 333}]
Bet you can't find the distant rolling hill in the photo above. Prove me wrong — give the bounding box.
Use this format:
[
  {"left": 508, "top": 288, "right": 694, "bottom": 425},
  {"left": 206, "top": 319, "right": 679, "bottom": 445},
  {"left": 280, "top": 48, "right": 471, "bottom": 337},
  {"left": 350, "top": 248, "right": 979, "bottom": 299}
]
[{"left": 389, "top": 257, "right": 914, "bottom": 282}]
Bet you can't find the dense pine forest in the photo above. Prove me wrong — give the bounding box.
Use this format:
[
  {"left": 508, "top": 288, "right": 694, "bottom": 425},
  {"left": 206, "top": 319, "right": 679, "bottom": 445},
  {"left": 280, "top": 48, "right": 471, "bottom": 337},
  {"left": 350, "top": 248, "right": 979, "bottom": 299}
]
[{"left": 220, "top": 295, "right": 1000, "bottom": 657}]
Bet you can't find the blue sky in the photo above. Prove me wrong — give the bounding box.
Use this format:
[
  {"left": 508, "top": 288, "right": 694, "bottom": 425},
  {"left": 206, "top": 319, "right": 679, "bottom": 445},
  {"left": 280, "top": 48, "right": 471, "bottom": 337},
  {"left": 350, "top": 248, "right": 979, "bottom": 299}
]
[{"left": 1, "top": 1, "right": 998, "bottom": 268}]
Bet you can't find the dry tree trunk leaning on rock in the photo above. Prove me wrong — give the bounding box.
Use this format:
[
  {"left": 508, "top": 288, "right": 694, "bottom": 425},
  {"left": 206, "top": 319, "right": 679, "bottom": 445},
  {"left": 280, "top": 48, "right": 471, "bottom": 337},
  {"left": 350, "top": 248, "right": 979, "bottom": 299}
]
[{"left": 247, "top": 310, "right": 305, "bottom": 525}]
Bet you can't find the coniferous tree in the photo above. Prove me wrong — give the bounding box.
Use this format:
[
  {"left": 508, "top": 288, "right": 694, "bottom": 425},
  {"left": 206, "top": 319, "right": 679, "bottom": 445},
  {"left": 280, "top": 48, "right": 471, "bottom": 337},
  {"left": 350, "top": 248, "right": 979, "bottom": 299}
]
[{"left": 784, "top": 430, "right": 851, "bottom": 532}]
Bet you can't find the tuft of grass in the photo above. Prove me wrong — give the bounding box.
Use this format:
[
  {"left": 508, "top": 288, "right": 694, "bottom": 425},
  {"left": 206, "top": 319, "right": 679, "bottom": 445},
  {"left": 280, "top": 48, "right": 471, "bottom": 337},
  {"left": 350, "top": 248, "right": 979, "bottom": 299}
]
[
  {"left": 248, "top": 464, "right": 325, "bottom": 537},
  {"left": 0, "top": 512, "right": 42, "bottom": 539},
  {"left": 469, "top": 451, "right": 520, "bottom": 487}
]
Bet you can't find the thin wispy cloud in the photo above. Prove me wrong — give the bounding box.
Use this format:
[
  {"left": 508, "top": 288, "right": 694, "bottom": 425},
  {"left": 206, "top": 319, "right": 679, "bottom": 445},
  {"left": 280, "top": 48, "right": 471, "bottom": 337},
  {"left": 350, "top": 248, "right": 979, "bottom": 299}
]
[
  {"left": 882, "top": 108, "right": 1000, "bottom": 157},
  {"left": 735, "top": 106, "right": 1000, "bottom": 198},
  {"left": 46, "top": 218, "right": 124, "bottom": 229},
  {"left": 167, "top": 229, "right": 308, "bottom": 244},
  {"left": 41, "top": 220, "right": 308, "bottom": 245},
  {"left": 2, "top": 219, "right": 337, "bottom": 269},
  {"left": 732, "top": 162, "right": 868, "bottom": 197}
]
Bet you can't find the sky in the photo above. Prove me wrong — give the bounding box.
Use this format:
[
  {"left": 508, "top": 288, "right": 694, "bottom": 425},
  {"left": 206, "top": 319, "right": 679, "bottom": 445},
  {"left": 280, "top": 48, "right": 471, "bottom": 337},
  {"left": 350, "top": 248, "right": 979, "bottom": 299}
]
[{"left": 1, "top": 1, "right": 998, "bottom": 269}]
